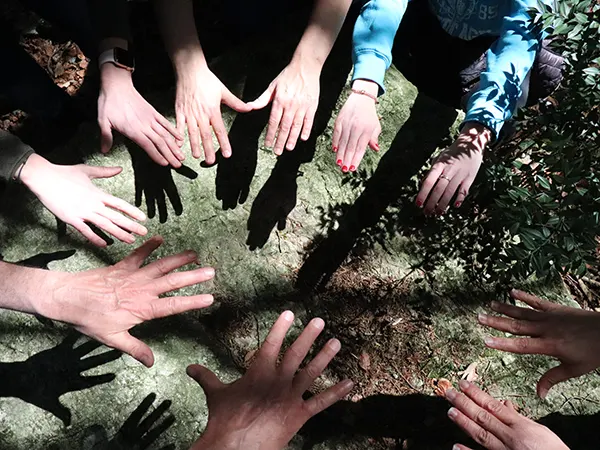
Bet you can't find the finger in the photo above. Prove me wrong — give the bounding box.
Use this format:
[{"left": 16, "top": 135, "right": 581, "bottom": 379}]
[
  {"left": 211, "top": 112, "right": 232, "bottom": 158},
  {"left": 133, "top": 133, "right": 169, "bottom": 167},
  {"left": 538, "top": 364, "right": 582, "bottom": 399},
  {"left": 99, "top": 120, "right": 113, "bottom": 154},
  {"left": 452, "top": 445, "right": 474, "bottom": 450},
  {"left": 47, "top": 399, "right": 72, "bottom": 426},
  {"left": 187, "top": 116, "right": 202, "bottom": 159},
  {"left": 149, "top": 294, "right": 214, "bottom": 319},
  {"left": 336, "top": 120, "right": 351, "bottom": 170},
  {"left": 164, "top": 175, "right": 183, "bottom": 216},
  {"left": 103, "top": 194, "right": 147, "bottom": 222},
  {"left": 78, "top": 372, "right": 117, "bottom": 390},
  {"left": 152, "top": 121, "right": 184, "bottom": 162},
  {"left": 436, "top": 175, "right": 463, "bottom": 214},
  {"left": 119, "top": 235, "right": 164, "bottom": 269},
  {"left": 332, "top": 119, "right": 342, "bottom": 154},
  {"left": 477, "top": 313, "right": 541, "bottom": 336},
  {"left": 280, "top": 318, "right": 325, "bottom": 377},
  {"left": 155, "top": 112, "right": 184, "bottom": 142},
  {"left": 72, "top": 220, "right": 108, "bottom": 248},
  {"left": 99, "top": 207, "right": 148, "bottom": 237},
  {"left": 453, "top": 183, "right": 469, "bottom": 208},
  {"left": 149, "top": 267, "right": 216, "bottom": 296},
  {"left": 285, "top": 109, "right": 306, "bottom": 151},
  {"left": 304, "top": 379, "right": 354, "bottom": 417},
  {"left": 176, "top": 108, "right": 186, "bottom": 138},
  {"left": 222, "top": 87, "right": 252, "bottom": 113},
  {"left": 455, "top": 380, "right": 518, "bottom": 425},
  {"left": 138, "top": 399, "right": 172, "bottom": 435},
  {"left": 489, "top": 301, "right": 542, "bottom": 321},
  {"left": 484, "top": 336, "right": 551, "bottom": 355},
  {"left": 140, "top": 250, "right": 200, "bottom": 278},
  {"left": 198, "top": 116, "right": 216, "bottom": 165},
  {"left": 79, "top": 349, "right": 121, "bottom": 372},
  {"left": 83, "top": 165, "right": 122, "bottom": 179},
  {"left": 510, "top": 289, "right": 557, "bottom": 311},
  {"left": 123, "top": 393, "right": 157, "bottom": 429},
  {"left": 186, "top": 364, "right": 225, "bottom": 393},
  {"left": 447, "top": 407, "right": 506, "bottom": 450},
  {"left": 138, "top": 414, "right": 175, "bottom": 450},
  {"left": 416, "top": 162, "right": 445, "bottom": 208},
  {"left": 274, "top": 109, "right": 295, "bottom": 155},
  {"left": 256, "top": 310, "right": 295, "bottom": 366},
  {"left": 349, "top": 132, "right": 371, "bottom": 172},
  {"left": 105, "top": 333, "right": 154, "bottom": 368},
  {"left": 424, "top": 169, "right": 458, "bottom": 215},
  {"left": 88, "top": 213, "right": 135, "bottom": 244},
  {"left": 301, "top": 105, "right": 316, "bottom": 141},
  {"left": 73, "top": 338, "right": 101, "bottom": 357},
  {"left": 368, "top": 128, "right": 380, "bottom": 152},
  {"left": 265, "top": 101, "right": 283, "bottom": 148},
  {"left": 248, "top": 86, "right": 275, "bottom": 111},
  {"left": 148, "top": 129, "right": 182, "bottom": 168},
  {"left": 293, "top": 338, "right": 341, "bottom": 393},
  {"left": 341, "top": 127, "right": 361, "bottom": 172}
]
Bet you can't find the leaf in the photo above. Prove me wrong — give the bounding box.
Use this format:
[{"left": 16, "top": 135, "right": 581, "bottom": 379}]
[
  {"left": 430, "top": 378, "right": 453, "bottom": 397},
  {"left": 459, "top": 362, "right": 479, "bottom": 382},
  {"left": 359, "top": 352, "right": 371, "bottom": 371}
]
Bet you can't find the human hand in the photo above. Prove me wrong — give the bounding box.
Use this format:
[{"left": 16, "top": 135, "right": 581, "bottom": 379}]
[
  {"left": 0, "top": 334, "right": 120, "bottom": 426},
  {"left": 479, "top": 289, "right": 600, "bottom": 399},
  {"left": 38, "top": 236, "right": 215, "bottom": 367},
  {"left": 21, "top": 154, "right": 147, "bottom": 247},
  {"left": 98, "top": 64, "right": 184, "bottom": 167},
  {"left": 446, "top": 380, "right": 568, "bottom": 450},
  {"left": 188, "top": 311, "right": 354, "bottom": 450},
  {"left": 248, "top": 61, "right": 320, "bottom": 155},
  {"left": 129, "top": 146, "right": 198, "bottom": 223},
  {"left": 175, "top": 64, "right": 251, "bottom": 165},
  {"left": 416, "top": 122, "right": 491, "bottom": 215},
  {"left": 332, "top": 80, "right": 380, "bottom": 173}
]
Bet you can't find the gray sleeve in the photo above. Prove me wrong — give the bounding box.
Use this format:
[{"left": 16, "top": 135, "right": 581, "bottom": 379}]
[{"left": 0, "top": 130, "right": 35, "bottom": 183}]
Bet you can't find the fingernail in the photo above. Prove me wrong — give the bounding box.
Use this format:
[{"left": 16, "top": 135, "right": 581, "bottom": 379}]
[
  {"left": 312, "top": 317, "right": 325, "bottom": 329},
  {"left": 282, "top": 310, "right": 294, "bottom": 321},
  {"left": 490, "top": 301, "right": 500, "bottom": 309},
  {"left": 350, "top": 165, "right": 356, "bottom": 172},
  {"left": 342, "top": 166, "right": 348, "bottom": 173},
  {"left": 447, "top": 407, "right": 458, "bottom": 419},
  {"left": 333, "top": 146, "right": 338, "bottom": 153},
  {"left": 141, "top": 354, "right": 153, "bottom": 368},
  {"left": 204, "top": 267, "right": 215, "bottom": 278},
  {"left": 342, "top": 379, "right": 354, "bottom": 390},
  {"left": 454, "top": 202, "right": 462, "bottom": 208},
  {"left": 510, "top": 288, "right": 520, "bottom": 296},
  {"left": 459, "top": 379, "right": 471, "bottom": 390},
  {"left": 186, "top": 250, "right": 197, "bottom": 259},
  {"left": 416, "top": 200, "right": 423, "bottom": 207},
  {"left": 336, "top": 159, "right": 342, "bottom": 166},
  {"left": 453, "top": 445, "right": 461, "bottom": 450},
  {"left": 478, "top": 313, "right": 488, "bottom": 324},
  {"left": 329, "top": 338, "right": 341, "bottom": 351},
  {"left": 374, "top": 143, "right": 380, "bottom": 151},
  {"left": 484, "top": 337, "right": 495, "bottom": 347},
  {"left": 445, "top": 388, "right": 457, "bottom": 400}
]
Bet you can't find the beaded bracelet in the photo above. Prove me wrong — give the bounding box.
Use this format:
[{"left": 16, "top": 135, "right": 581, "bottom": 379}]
[{"left": 350, "top": 88, "right": 379, "bottom": 104}]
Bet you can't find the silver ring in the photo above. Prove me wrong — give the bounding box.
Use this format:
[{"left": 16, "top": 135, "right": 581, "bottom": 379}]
[{"left": 439, "top": 174, "right": 452, "bottom": 181}]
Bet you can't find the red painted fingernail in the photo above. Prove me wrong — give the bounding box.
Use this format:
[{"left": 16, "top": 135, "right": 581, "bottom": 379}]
[
  {"left": 337, "top": 159, "right": 342, "bottom": 166},
  {"left": 374, "top": 143, "right": 380, "bottom": 151},
  {"left": 342, "top": 166, "right": 348, "bottom": 173},
  {"left": 416, "top": 200, "right": 423, "bottom": 207},
  {"left": 350, "top": 165, "right": 356, "bottom": 172},
  {"left": 454, "top": 202, "right": 462, "bottom": 208},
  {"left": 333, "top": 146, "right": 338, "bottom": 153}
]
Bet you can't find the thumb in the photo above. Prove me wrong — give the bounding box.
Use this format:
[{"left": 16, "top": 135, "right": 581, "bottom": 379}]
[
  {"left": 247, "top": 86, "right": 275, "bottom": 110},
  {"left": 83, "top": 165, "right": 122, "bottom": 179},
  {"left": 186, "top": 364, "right": 224, "bottom": 393},
  {"left": 222, "top": 87, "right": 252, "bottom": 113},
  {"left": 537, "top": 364, "right": 579, "bottom": 399},
  {"left": 368, "top": 130, "right": 380, "bottom": 152},
  {"left": 109, "top": 333, "right": 154, "bottom": 368},
  {"left": 99, "top": 120, "right": 113, "bottom": 154}
]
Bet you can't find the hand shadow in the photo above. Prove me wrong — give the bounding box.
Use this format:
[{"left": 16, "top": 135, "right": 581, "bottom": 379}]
[
  {"left": 127, "top": 143, "right": 198, "bottom": 224},
  {"left": 0, "top": 333, "right": 120, "bottom": 426},
  {"left": 81, "top": 393, "right": 175, "bottom": 450},
  {"left": 57, "top": 217, "right": 115, "bottom": 246}
]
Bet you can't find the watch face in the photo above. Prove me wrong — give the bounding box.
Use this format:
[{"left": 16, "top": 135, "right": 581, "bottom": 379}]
[{"left": 114, "top": 48, "right": 135, "bottom": 70}]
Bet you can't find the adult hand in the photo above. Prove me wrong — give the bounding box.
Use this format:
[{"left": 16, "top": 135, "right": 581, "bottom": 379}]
[
  {"left": 98, "top": 64, "right": 184, "bottom": 167},
  {"left": 175, "top": 64, "right": 251, "bottom": 165},
  {"left": 21, "top": 154, "right": 147, "bottom": 247},
  {"left": 480, "top": 289, "right": 600, "bottom": 399},
  {"left": 332, "top": 80, "right": 380, "bottom": 173},
  {"left": 188, "top": 311, "right": 354, "bottom": 450},
  {"left": 248, "top": 61, "right": 320, "bottom": 155},
  {"left": 446, "top": 380, "right": 568, "bottom": 450},
  {"left": 416, "top": 122, "right": 491, "bottom": 215},
  {"left": 38, "top": 236, "right": 215, "bottom": 367}
]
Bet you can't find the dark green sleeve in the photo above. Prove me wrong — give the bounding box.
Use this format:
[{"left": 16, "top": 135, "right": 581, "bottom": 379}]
[
  {"left": 0, "top": 130, "right": 35, "bottom": 183},
  {"left": 87, "top": 0, "right": 132, "bottom": 43}
]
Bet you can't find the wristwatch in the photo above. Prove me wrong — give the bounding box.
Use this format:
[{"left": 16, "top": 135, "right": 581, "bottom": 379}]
[{"left": 98, "top": 47, "right": 135, "bottom": 72}]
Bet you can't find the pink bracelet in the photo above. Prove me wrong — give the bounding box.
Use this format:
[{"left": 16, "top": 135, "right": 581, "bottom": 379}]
[{"left": 350, "top": 88, "right": 379, "bottom": 104}]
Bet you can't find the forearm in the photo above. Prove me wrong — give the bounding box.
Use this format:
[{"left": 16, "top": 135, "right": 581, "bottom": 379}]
[
  {"left": 154, "top": 0, "right": 207, "bottom": 78},
  {"left": 0, "top": 262, "right": 54, "bottom": 316},
  {"left": 291, "top": 0, "right": 351, "bottom": 70}
]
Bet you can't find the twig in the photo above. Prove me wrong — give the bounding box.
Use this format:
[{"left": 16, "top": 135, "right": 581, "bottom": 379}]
[
  {"left": 392, "top": 362, "right": 420, "bottom": 393},
  {"left": 582, "top": 276, "right": 600, "bottom": 289}
]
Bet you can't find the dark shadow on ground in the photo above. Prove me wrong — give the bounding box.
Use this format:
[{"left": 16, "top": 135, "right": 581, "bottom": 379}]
[
  {"left": 0, "top": 333, "right": 120, "bottom": 426},
  {"left": 295, "top": 94, "right": 458, "bottom": 292}
]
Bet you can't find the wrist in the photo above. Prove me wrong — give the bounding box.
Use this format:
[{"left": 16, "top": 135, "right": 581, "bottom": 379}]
[
  {"left": 191, "top": 428, "right": 243, "bottom": 450},
  {"left": 290, "top": 48, "right": 325, "bottom": 74},
  {"left": 351, "top": 79, "right": 379, "bottom": 98},
  {"left": 173, "top": 47, "right": 208, "bottom": 79},
  {"left": 19, "top": 153, "right": 50, "bottom": 191},
  {"left": 460, "top": 121, "right": 492, "bottom": 152},
  {"left": 100, "top": 62, "right": 134, "bottom": 89}
]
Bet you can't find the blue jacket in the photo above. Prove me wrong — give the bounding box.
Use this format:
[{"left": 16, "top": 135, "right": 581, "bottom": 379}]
[{"left": 352, "top": 0, "right": 549, "bottom": 139}]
